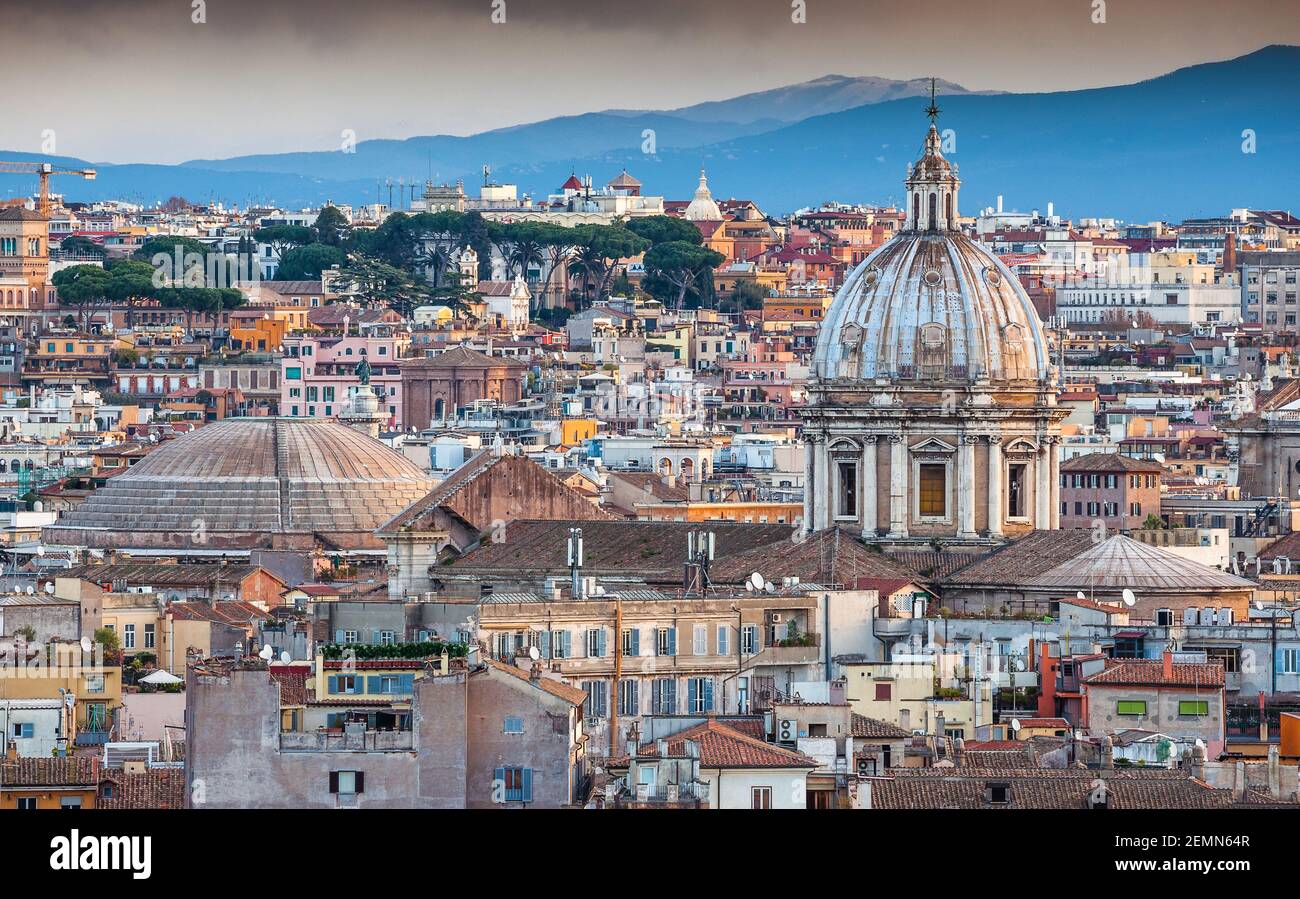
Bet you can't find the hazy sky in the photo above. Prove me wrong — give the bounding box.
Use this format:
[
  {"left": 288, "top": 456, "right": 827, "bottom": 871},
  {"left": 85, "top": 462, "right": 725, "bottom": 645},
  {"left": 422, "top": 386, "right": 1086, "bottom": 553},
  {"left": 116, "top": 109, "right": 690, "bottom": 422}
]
[{"left": 4, "top": 0, "right": 1298, "bottom": 163}]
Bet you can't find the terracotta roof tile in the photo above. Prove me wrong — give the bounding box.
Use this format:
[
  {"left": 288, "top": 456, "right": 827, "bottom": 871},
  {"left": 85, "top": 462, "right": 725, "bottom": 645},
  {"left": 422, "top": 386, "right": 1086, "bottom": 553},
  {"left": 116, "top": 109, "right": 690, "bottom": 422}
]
[
  {"left": 1085, "top": 658, "right": 1226, "bottom": 688},
  {"left": 637, "top": 720, "right": 818, "bottom": 769}
]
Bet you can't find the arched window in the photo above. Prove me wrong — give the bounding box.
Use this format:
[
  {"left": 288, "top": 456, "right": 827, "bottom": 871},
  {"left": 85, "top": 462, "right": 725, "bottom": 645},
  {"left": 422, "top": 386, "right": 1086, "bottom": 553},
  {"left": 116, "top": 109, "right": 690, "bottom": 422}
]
[
  {"left": 0, "top": 459, "right": 8, "bottom": 472},
  {"left": 680, "top": 457, "right": 694, "bottom": 480},
  {"left": 928, "top": 193, "right": 938, "bottom": 231},
  {"left": 945, "top": 192, "right": 953, "bottom": 226},
  {"left": 433, "top": 398, "right": 445, "bottom": 420},
  {"left": 659, "top": 457, "right": 674, "bottom": 477},
  {"left": 912, "top": 193, "right": 920, "bottom": 227}
]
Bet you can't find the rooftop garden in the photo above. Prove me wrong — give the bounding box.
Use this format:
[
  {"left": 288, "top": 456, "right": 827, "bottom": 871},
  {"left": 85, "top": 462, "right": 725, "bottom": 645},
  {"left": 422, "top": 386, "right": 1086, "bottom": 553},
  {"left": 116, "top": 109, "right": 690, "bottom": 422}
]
[{"left": 319, "top": 640, "right": 469, "bottom": 660}]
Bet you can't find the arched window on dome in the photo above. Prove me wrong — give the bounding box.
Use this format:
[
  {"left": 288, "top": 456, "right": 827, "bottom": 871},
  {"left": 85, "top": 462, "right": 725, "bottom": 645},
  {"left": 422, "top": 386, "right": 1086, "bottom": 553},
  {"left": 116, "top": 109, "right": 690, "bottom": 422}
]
[
  {"left": 945, "top": 192, "right": 953, "bottom": 227},
  {"left": 928, "top": 193, "right": 937, "bottom": 231},
  {"left": 918, "top": 322, "right": 948, "bottom": 380},
  {"left": 912, "top": 194, "right": 920, "bottom": 229}
]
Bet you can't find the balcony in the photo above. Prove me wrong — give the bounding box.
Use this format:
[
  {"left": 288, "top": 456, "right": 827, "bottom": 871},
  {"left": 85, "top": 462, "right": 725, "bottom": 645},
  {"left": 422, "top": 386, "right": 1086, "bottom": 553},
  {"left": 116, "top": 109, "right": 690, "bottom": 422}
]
[
  {"left": 75, "top": 731, "right": 111, "bottom": 747},
  {"left": 873, "top": 617, "right": 916, "bottom": 638},
  {"left": 616, "top": 781, "right": 710, "bottom": 807},
  {"left": 279, "top": 729, "right": 414, "bottom": 752},
  {"left": 755, "top": 632, "right": 822, "bottom": 666}
]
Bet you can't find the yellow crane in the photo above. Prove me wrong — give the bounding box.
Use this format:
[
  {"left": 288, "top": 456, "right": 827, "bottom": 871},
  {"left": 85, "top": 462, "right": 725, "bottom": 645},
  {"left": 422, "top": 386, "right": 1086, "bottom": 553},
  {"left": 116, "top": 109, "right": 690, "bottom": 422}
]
[{"left": 0, "top": 161, "right": 97, "bottom": 218}]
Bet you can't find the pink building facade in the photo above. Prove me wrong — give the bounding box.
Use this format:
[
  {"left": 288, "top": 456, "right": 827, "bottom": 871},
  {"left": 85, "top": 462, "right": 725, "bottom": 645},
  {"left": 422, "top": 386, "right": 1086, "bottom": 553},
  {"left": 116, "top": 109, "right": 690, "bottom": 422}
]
[{"left": 280, "top": 333, "right": 409, "bottom": 429}]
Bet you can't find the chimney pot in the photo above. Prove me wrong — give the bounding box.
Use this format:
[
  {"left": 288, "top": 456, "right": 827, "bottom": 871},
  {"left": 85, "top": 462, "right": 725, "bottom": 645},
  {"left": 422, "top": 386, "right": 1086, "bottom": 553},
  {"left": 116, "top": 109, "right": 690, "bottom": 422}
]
[{"left": 1162, "top": 650, "right": 1174, "bottom": 681}]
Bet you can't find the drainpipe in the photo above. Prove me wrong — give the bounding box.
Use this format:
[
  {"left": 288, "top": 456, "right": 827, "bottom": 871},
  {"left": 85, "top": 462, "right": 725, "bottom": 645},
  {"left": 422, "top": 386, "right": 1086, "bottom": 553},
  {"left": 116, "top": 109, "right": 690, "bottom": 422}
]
[{"left": 823, "top": 593, "right": 831, "bottom": 681}]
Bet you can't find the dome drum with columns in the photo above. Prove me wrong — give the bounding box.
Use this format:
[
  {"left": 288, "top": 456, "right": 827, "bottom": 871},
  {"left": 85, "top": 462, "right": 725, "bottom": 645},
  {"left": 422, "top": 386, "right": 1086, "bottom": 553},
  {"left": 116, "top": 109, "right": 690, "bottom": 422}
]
[{"left": 801, "top": 100, "right": 1064, "bottom": 545}]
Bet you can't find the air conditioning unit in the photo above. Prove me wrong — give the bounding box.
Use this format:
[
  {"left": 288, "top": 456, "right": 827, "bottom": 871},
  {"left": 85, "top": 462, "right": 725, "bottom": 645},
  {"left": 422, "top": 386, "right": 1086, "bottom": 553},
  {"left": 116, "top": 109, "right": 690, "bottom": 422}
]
[
  {"left": 1218, "top": 608, "right": 1235, "bottom": 626},
  {"left": 768, "top": 612, "right": 782, "bottom": 624},
  {"left": 1156, "top": 608, "right": 1173, "bottom": 627},
  {"left": 856, "top": 757, "right": 870, "bottom": 775},
  {"left": 777, "top": 719, "right": 796, "bottom": 742},
  {"left": 1198, "top": 607, "right": 1215, "bottom": 626}
]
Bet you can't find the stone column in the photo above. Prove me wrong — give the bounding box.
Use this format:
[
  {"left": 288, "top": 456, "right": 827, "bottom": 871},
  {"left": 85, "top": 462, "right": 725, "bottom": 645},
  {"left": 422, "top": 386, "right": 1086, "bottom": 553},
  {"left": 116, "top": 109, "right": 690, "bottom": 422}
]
[
  {"left": 813, "top": 435, "right": 829, "bottom": 531},
  {"left": 861, "top": 436, "right": 878, "bottom": 536},
  {"left": 1048, "top": 437, "right": 1061, "bottom": 529},
  {"left": 957, "top": 434, "right": 978, "bottom": 538},
  {"left": 802, "top": 433, "right": 815, "bottom": 535},
  {"left": 888, "top": 434, "right": 909, "bottom": 538},
  {"left": 986, "top": 434, "right": 1003, "bottom": 538},
  {"left": 1035, "top": 443, "right": 1052, "bottom": 529}
]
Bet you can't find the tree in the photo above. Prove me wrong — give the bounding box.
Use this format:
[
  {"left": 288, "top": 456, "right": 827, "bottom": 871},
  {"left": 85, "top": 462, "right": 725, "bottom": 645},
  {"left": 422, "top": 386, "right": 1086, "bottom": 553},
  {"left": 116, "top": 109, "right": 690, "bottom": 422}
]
[
  {"left": 336, "top": 254, "right": 434, "bottom": 318},
  {"left": 51, "top": 265, "right": 112, "bottom": 330},
  {"left": 625, "top": 215, "right": 704, "bottom": 247},
  {"left": 313, "top": 205, "right": 351, "bottom": 247},
  {"left": 1142, "top": 513, "right": 1166, "bottom": 530},
  {"left": 103, "top": 258, "right": 159, "bottom": 329},
  {"left": 727, "top": 279, "right": 769, "bottom": 313},
  {"left": 253, "top": 224, "right": 313, "bottom": 256},
  {"left": 570, "top": 225, "right": 649, "bottom": 305},
  {"left": 641, "top": 241, "right": 725, "bottom": 310},
  {"left": 93, "top": 626, "right": 120, "bottom": 653},
  {"left": 58, "top": 235, "right": 104, "bottom": 258},
  {"left": 277, "top": 243, "right": 346, "bottom": 280}
]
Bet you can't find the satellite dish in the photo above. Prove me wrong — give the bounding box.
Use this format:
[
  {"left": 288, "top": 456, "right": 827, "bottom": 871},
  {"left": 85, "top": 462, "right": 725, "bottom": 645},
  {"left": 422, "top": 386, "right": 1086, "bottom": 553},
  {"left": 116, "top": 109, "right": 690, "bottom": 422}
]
[
  {"left": 35, "top": 546, "right": 45, "bottom": 557},
  {"left": 1121, "top": 588, "right": 1136, "bottom": 607},
  {"left": 25, "top": 585, "right": 33, "bottom": 595},
  {"left": 749, "top": 572, "right": 764, "bottom": 590},
  {"left": 1076, "top": 591, "right": 1086, "bottom": 600},
  {"left": 44, "top": 582, "right": 54, "bottom": 594},
  {"left": 528, "top": 645, "right": 540, "bottom": 661},
  {"left": 763, "top": 581, "right": 776, "bottom": 594},
  {"left": 1194, "top": 738, "right": 1206, "bottom": 750},
  {"left": 280, "top": 651, "right": 291, "bottom": 663},
  {"left": 745, "top": 581, "right": 754, "bottom": 592},
  {"left": 79, "top": 636, "right": 92, "bottom": 653},
  {"left": 1010, "top": 718, "right": 1022, "bottom": 733},
  {"left": 258, "top": 645, "right": 274, "bottom": 660}
]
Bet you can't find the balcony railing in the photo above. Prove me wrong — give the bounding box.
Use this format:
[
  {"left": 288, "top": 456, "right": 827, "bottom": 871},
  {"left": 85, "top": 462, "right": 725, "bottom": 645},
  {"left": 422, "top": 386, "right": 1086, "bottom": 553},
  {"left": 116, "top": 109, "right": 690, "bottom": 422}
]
[
  {"left": 623, "top": 781, "right": 709, "bottom": 805},
  {"left": 75, "top": 731, "right": 111, "bottom": 747},
  {"left": 279, "top": 729, "right": 414, "bottom": 752}
]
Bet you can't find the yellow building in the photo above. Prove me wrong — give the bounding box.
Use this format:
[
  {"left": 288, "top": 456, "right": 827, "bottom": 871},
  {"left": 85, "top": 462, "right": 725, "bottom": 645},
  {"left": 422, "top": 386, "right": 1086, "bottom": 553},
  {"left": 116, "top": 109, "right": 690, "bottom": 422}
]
[
  {"left": 0, "top": 755, "right": 99, "bottom": 809},
  {"left": 0, "top": 642, "right": 122, "bottom": 745},
  {"left": 839, "top": 658, "right": 992, "bottom": 744},
  {"left": 560, "top": 418, "right": 598, "bottom": 446},
  {"left": 0, "top": 205, "right": 51, "bottom": 311}
]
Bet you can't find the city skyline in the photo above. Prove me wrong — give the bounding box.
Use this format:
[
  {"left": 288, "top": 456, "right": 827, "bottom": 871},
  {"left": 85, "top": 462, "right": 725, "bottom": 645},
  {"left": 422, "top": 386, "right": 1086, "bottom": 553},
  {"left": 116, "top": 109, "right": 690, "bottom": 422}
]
[{"left": 3, "top": 0, "right": 1300, "bottom": 163}]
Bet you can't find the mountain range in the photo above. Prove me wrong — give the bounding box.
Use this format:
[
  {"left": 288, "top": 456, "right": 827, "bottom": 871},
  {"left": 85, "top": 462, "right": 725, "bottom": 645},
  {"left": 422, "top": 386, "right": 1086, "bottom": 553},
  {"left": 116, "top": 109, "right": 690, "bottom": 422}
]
[{"left": 1, "top": 46, "right": 1296, "bottom": 221}]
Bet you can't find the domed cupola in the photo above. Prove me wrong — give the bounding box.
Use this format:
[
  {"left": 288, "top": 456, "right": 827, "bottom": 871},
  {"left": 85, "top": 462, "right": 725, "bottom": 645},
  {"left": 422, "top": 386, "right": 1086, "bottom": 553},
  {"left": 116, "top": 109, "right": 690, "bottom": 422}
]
[{"left": 905, "top": 120, "right": 960, "bottom": 232}]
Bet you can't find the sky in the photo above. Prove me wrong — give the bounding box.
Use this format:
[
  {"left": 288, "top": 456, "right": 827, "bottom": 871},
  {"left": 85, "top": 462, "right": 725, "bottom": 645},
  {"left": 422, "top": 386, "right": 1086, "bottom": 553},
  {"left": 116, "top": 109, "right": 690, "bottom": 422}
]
[{"left": 4, "top": 0, "right": 1299, "bottom": 164}]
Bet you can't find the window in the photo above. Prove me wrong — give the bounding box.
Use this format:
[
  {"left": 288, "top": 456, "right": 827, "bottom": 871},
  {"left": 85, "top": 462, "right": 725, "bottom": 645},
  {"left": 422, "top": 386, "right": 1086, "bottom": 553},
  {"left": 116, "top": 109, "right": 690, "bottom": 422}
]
[
  {"left": 687, "top": 677, "right": 714, "bottom": 713},
  {"left": 581, "top": 681, "right": 608, "bottom": 718},
  {"left": 875, "top": 682, "right": 892, "bottom": 701},
  {"left": 378, "top": 675, "right": 399, "bottom": 693},
  {"left": 495, "top": 766, "right": 533, "bottom": 803},
  {"left": 918, "top": 464, "right": 946, "bottom": 517},
  {"left": 585, "top": 628, "right": 606, "bottom": 658},
  {"left": 123, "top": 624, "right": 136, "bottom": 649},
  {"left": 741, "top": 625, "right": 758, "bottom": 655},
  {"left": 1116, "top": 700, "right": 1147, "bottom": 716},
  {"left": 546, "top": 630, "right": 572, "bottom": 659},
  {"left": 331, "top": 675, "right": 361, "bottom": 695},
  {"left": 343, "top": 630, "right": 358, "bottom": 644},
  {"left": 329, "top": 770, "right": 364, "bottom": 795},
  {"left": 85, "top": 675, "right": 105, "bottom": 694},
  {"left": 619, "top": 679, "right": 639, "bottom": 716},
  {"left": 751, "top": 786, "right": 773, "bottom": 809},
  {"left": 1280, "top": 649, "right": 1300, "bottom": 675},
  {"left": 656, "top": 627, "right": 676, "bottom": 657},
  {"left": 621, "top": 628, "right": 639, "bottom": 657},
  {"left": 1178, "top": 700, "right": 1209, "bottom": 717},
  {"left": 652, "top": 678, "right": 677, "bottom": 714},
  {"left": 836, "top": 461, "right": 857, "bottom": 518},
  {"left": 11, "top": 723, "right": 33, "bottom": 739},
  {"left": 1008, "top": 464, "right": 1027, "bottom": 518},
  {"left": 60, "top": 797, "right": 82, "bottom": 809},
  {"left": 16, "top": 798, "right": 37, "bottom": 810},
  {"left": 716, "top": 624, "right": 729, "bottom": 657},
  {"left": 144, "top": 623, "right": 155, "bottom": 649},
  {"left": 693, "top": 624, "right": 707, "bottom": 656},
  {"left": 503, "top": 716, "right": 524, "bottom": 734},
  {"left": 988, "top": 782, "right": 1011, "bottom": 804}
]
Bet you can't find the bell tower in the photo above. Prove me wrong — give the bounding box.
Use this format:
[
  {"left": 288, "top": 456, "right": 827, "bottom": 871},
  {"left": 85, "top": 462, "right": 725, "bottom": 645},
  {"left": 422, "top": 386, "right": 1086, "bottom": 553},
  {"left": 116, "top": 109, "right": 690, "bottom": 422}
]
[{"left": 903, "top": 79, "right": 961, "bottom": 233}]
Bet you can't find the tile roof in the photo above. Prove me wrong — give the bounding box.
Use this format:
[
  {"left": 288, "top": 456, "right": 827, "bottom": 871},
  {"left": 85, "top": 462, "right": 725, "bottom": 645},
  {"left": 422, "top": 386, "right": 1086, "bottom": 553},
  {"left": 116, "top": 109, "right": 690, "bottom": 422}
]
[
  {"left": 938, "top": 529, "right": 1110, "bottom": 586},
  {"left": 483, "top": 658, "right": 589, "bottom": 707},
  {"left": 867, "top": 768, "right": 1249, "bottom": 810},
  {"left": 709, "top": 526, "right": 911, "bottom": 586},
  {"left": 168, "top": 600, "right": 270, "bottom": 625},
  {"left": 851, "top": 713, "right": 911, "bottom": 740},
  {"left": 97, "top": 770, "right": 186, "bottom": 809},
  {"left": 1028, "top": 535, "right": 1254, "bottom": 592},
  {"left": 61, "top": 562, "right": 265, "bottom": 587},
  {"left": 1061, "top": 452, "right": 1164, "bottom": 473},
  {"left": 1085, "top": 657, "right": 1226, "bottom": 688},
  {"left": 449, "top": 519, "right": 793, "bottom": 582},
  {"left": 637, "top": 720, "right": 818, "bottom": 769},
  {"left": 886, "top": 549, "right": 988, "bottom": 581},
  {"left": 2, "top": 757, "right": 98, "bottom": 787}
]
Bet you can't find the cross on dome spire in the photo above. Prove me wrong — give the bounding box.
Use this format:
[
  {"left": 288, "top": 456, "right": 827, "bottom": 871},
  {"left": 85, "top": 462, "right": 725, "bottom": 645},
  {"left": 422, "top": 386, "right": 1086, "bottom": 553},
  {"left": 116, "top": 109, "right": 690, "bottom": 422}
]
[{"left": 925, "top": 76, "right": 940, "bottom": 125}]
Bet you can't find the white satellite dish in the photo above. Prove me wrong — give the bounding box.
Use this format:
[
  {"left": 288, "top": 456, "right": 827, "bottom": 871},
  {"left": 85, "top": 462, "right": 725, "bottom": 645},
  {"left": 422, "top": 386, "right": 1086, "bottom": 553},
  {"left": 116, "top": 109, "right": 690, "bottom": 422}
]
[
  {"left": 1121, "top": 588, "right": 1136, "bottom": 607},
  {"left": 79, "top": 636, "right": 92, "bottom": 653},
  {"left": 25, "top": 585, "right": 33, "bottom": 595},
  {"left": 763, "top": 581, "right": 776, "bottom": 594},
  {"left": 280, "top": 651, "right": 291, "bottom": 663},
  {"left": 1076, "top": 591, "right": 1086, "bottom": 600},
  {"left": 1194, "top": 738, "right": 1206, "bottom": 751},
  {"left": 749, "top": 572, "right": 764, "bottom": 591},
  {"left": 44, "top": 582, "right": 54, "bottom": 594},
  {"left": 258, "top": 645, "right": 274, "bottom": 660},
  {"left": 745, "top": 581, "right": 754, "bottom": 592},
  {"left": 1010, "top": 718, "right": 1022, "bottom": 733},
  {"left": 528, "top": 645, "right": 540, "bottom": 661}
]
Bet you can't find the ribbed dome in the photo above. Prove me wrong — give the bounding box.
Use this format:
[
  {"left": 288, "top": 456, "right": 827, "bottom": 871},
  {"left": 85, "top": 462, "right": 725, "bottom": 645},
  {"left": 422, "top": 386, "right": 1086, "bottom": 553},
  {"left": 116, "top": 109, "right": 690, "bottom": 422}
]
[
  {"left": 810, "top": 232, "right": 1052, "bottom": 385},
  {"left": 46, "top": 418, "right": 434, "bottom": 551}
]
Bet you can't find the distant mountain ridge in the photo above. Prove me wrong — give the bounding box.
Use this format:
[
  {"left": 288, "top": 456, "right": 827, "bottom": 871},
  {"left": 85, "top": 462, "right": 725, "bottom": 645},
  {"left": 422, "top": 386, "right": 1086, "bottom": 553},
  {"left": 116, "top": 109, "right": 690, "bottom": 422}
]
[{"left": 1, "top": 46, "right": 1296, "bottom": 221}]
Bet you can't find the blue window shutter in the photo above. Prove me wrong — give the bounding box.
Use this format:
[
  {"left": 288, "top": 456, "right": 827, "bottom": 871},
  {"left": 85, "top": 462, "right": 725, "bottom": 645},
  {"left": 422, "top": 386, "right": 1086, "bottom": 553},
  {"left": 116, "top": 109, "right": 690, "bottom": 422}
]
[
  {"left": 399, "top": 674, "right": 414, "bottom": 694},
  {"left": 688, "top": 678, "right": 698, "bottom": 712},
  {"left": 370, "top": 629, "right": 379, "bottom": 644},
  {"left": 668, "top": 627, "right": 677, "bottom": 657},
  {"left": 494, "top": 767, "right": 505, "bottom": 799},
  {"left": 704, "top": 678, "right": 714, "bottom": 712},
  {"left": 539, "top": 631, "right": 551, "bottom": 658},
  {"left": 652, "top": 680, "right": 661, "bottom": 711},
  {"left": 334, "top": 629, "right": 344, "bottom": 644},
  {"left": 367, "top": 675, "right": 381, "bottom": 694},
  {"left": 597, "top": 628, "right": 607, "bottom": 658},
  {"left": 1279, "top": 647, "right": 1287, "bottom": 674},
  {"left": 522, "top": 768, "right": 533, "bottom": 803},
  {"left": 630, "top": 680, "right": 639, "bottom": 714},
  {"left": 562, "top": 631, "right": 572, "bottom": 658},
  {"left": 631, "top": 628, "right": 640, "bottom": 656},
  {"left": 328, "top": 675, "right": 339, "bottom": 693},
  {"left": 667, "top": 679, "right": 677, "bottom": 712}
]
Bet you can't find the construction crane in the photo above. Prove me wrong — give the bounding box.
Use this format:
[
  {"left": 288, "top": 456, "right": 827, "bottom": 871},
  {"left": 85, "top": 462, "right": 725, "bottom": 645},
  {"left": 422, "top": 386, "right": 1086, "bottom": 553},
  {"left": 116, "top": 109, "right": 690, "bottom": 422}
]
[{"left": 0, "top": 161, "right": 97, "bottom": 218}]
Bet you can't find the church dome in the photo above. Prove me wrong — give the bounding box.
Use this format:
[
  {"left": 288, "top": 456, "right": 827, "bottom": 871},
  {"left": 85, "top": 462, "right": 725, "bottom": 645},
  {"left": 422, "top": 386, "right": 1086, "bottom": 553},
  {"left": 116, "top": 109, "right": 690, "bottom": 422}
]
[
  {"left": 44, "top": 418, "right": 434, "bottom": 552},
  {"left": 684, "top": 169, "right": 724, "bottom": 222},
  {"left": 811, "top": 122, "right": 1052, "bottom": 386}
]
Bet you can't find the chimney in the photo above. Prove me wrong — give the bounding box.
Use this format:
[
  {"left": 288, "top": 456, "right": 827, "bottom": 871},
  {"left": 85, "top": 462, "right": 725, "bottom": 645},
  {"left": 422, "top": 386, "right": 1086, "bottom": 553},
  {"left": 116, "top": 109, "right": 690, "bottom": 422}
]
[
  {"left": 529, "top": 660, "right": 541, "bottom": 682},
  {"left": 1268, "top": 744, "right": 1281, "bottom": 799},
  {"left": 934, "top": 712, "right": 946, "bottom": 738},
  {"left": 1191, "top": 743, "right": 1207, "bottom": 781},
  {"left": 1223, "top": 231, "right": 1237, "bottom": 276},
  {"left": 1232, "top": 761, "right": 1247, "bottom": 801},
  {"left": 1101, "top": 735, "right": 1114, "bottom": 769},
  {"left": 1162, "top": 650, "right": 1174, "bottom": 681},
  {"left": 953, "top": 736, "right": 965, "bottom": 761}
]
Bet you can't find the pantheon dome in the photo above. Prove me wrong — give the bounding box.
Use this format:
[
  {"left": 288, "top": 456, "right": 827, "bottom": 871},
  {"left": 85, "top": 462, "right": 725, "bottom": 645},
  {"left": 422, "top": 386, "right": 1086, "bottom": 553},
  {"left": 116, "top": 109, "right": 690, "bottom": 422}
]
[
  {"left": 44, "top": 418, "right": 434, "bottom": 552},
  {"left": 800, "top": 105, "right": 1065, "bottom": 545}
]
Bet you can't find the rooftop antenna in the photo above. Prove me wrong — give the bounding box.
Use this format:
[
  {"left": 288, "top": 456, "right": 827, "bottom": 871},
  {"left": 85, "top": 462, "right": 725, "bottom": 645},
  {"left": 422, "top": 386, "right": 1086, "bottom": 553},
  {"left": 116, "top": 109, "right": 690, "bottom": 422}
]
[{"left": 566, "top": 527, "right": 584, "bottom": 599}]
